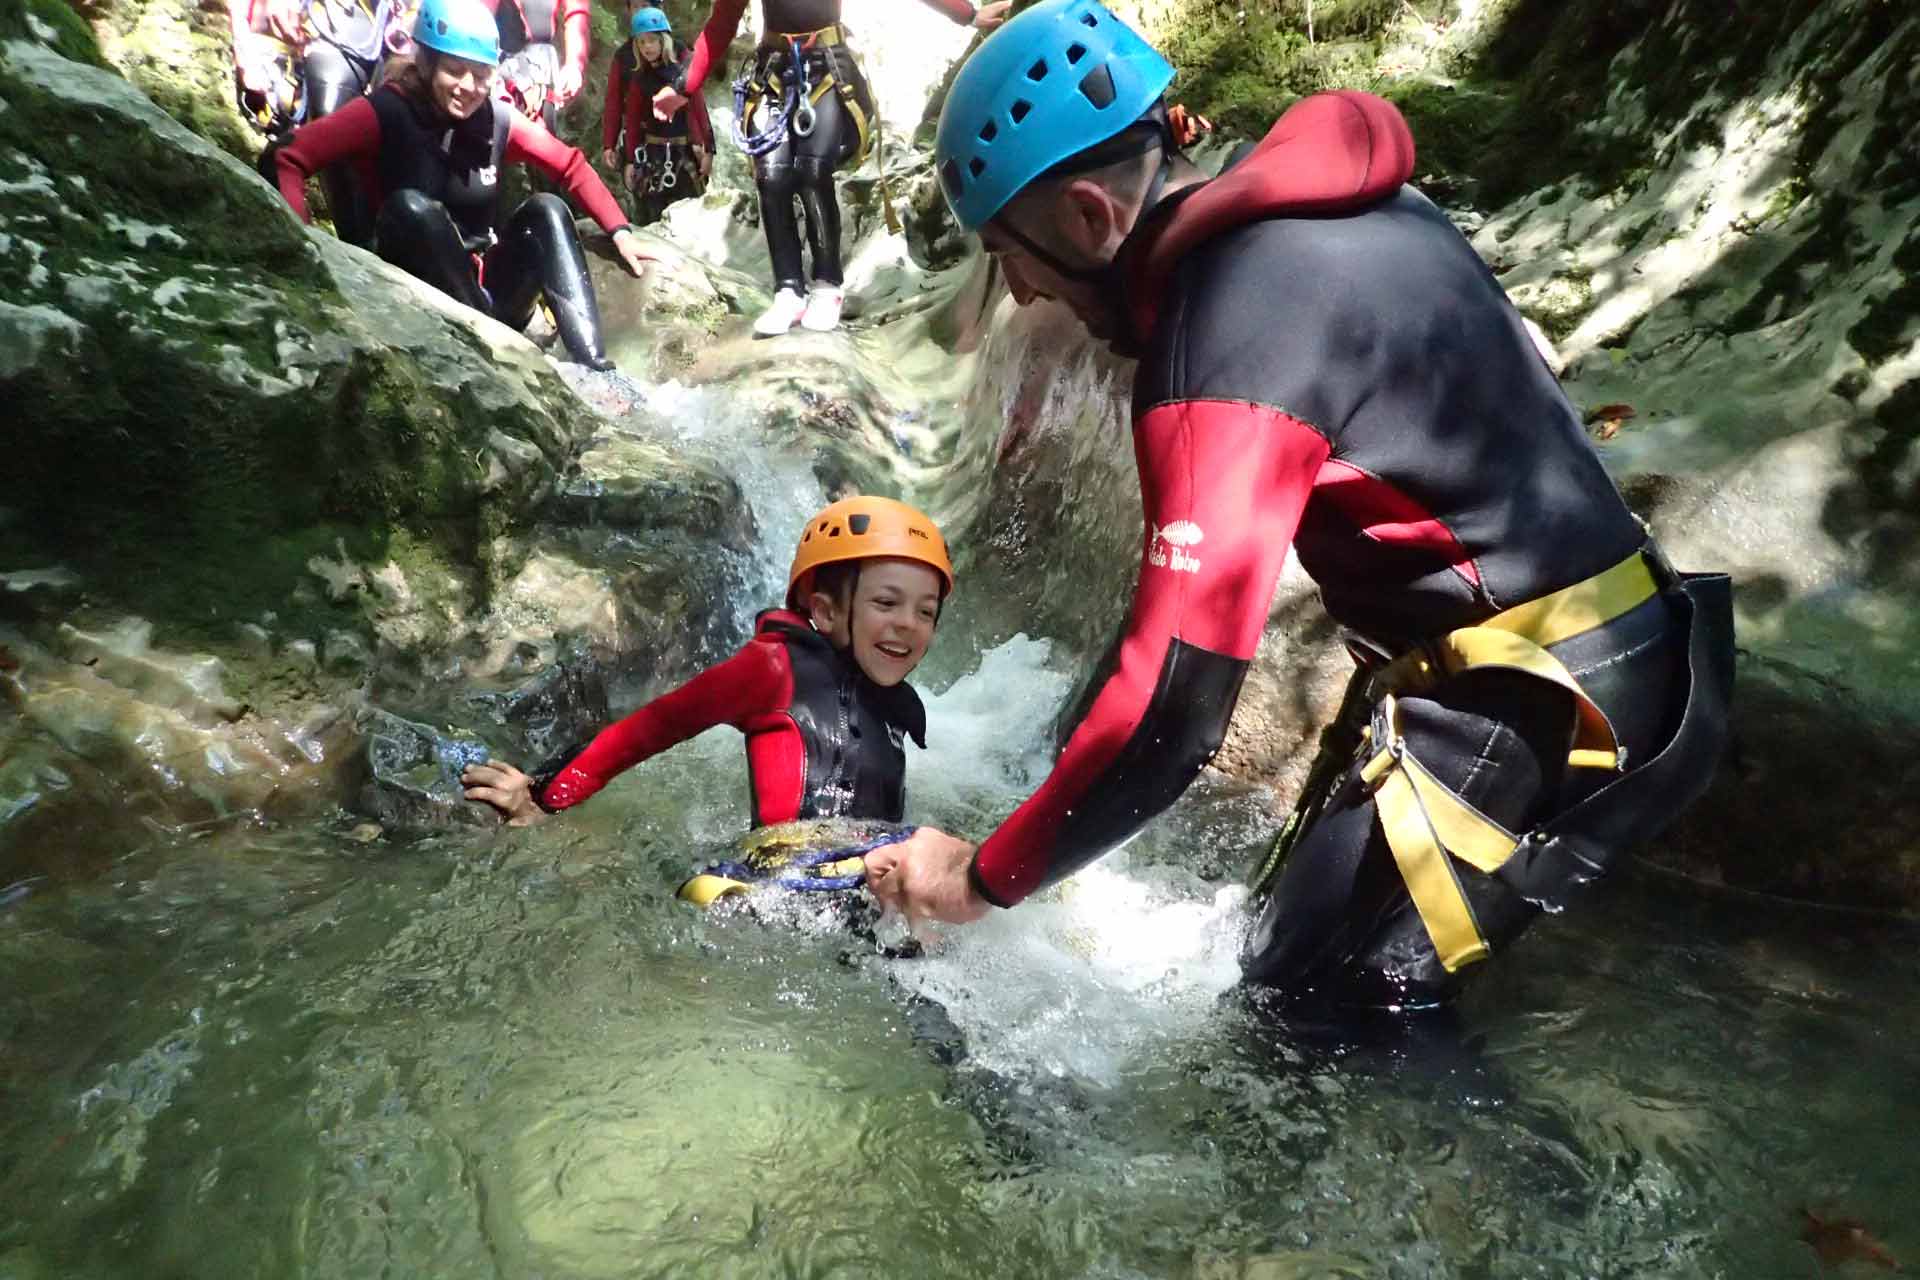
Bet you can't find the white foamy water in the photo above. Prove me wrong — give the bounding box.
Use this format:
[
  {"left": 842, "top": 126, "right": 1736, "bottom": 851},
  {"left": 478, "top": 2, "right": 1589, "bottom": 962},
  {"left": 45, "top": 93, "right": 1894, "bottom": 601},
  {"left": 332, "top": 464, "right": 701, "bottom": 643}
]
[{"left": 897, "top": 634, "right": 1251, "bottom": 1085}]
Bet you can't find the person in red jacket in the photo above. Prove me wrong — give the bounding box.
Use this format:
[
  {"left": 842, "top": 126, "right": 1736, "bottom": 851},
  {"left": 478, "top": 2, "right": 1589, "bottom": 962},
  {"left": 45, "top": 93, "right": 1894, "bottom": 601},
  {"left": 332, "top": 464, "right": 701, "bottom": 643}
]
[
  {"left": 273, "top": 0, "right": 651, "bottom": 369},
  {"left": 866, "top": 0, "right": 1733, "bottom": 1014},
  {"left": 602, "top": 9, "right": 715, "bottom": 226},
  {"left": 461, "top": 498, "right": 955, "bottom": 895},
  {"left": 649, "top": 0, "right": 1009, "bottom": 335}
]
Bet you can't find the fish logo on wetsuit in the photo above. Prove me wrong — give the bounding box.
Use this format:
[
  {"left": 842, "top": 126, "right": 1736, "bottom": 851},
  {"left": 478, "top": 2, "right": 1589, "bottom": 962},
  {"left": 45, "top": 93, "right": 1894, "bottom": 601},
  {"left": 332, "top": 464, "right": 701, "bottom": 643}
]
[{"left": 1148, "top": 520, "right": 1204, "bottom": 574}]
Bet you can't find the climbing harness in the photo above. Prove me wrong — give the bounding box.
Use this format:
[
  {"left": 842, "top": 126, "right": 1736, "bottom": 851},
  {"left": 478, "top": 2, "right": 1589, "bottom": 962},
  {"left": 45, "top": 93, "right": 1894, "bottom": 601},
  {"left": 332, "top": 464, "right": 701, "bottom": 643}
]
[
  {"left": 1248, "top": 545, "right": 1734, "bottom": 972},
  {"left": 678, "top": 826, "right": 916, "bottom": 906},
  {"left": 730, "top": 25, "right": 895, "bottom": 228}
]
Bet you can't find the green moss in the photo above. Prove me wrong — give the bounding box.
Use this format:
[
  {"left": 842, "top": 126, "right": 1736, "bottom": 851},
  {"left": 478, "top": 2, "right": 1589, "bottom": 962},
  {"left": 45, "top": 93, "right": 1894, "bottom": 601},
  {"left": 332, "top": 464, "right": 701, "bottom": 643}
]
[{"left": 17, "top": 0, "right": 107, "bottom": 65}]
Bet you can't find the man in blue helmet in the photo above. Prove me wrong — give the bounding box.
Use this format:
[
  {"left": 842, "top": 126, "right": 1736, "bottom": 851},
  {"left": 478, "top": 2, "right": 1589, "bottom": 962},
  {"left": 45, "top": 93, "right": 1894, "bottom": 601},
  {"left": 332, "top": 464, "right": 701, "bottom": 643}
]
[{"left": 865, "top": 0, "right": 1733, "bottom": 1012}]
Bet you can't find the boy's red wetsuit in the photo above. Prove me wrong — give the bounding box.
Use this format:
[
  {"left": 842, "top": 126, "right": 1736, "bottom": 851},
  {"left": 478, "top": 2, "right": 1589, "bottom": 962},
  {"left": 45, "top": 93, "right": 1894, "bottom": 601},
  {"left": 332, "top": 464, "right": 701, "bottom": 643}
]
[{"left": 534, "top": 610, "right": 928, "bottom": 824}]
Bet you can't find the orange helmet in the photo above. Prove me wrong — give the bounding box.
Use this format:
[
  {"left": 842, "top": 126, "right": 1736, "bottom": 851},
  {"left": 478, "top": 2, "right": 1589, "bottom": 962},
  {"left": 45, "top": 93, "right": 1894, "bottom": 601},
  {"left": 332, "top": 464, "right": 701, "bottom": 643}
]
[{"left": 786, "top": 496, "right": 955, "bottom": 609}]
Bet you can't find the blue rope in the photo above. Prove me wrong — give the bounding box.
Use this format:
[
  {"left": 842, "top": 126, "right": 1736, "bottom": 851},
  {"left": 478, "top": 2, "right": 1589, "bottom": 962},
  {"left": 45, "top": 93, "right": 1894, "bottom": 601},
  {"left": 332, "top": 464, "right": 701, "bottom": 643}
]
[
  {"left": 710, "top": 826, "right": 918, "bottom": 894},
  {"left": 731, "top": 39, "right": 805, "bottom": 157}
]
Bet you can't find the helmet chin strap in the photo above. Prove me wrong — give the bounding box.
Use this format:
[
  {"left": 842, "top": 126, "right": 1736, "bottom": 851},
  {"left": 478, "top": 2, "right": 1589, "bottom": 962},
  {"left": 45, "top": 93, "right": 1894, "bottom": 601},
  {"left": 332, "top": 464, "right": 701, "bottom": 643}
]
[{"left": 992, "top": 116, "right": 1178, "bottom": 319}]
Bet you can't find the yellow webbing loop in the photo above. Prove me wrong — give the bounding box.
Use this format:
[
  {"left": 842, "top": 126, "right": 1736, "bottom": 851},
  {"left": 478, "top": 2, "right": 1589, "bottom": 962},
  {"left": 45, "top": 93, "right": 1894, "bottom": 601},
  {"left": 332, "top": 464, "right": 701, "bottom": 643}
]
[
  {"left": 1358, "top": 550, "right": 1655, "bottom": 970},
  {"left": 1374, "top": 763, "right": 1491, "bottom": 970},
  {"left": 677, "top": 874, "right": 752, "bottom": 907},
  {"left": 774, "top": 23, "right": 844, "bottom": 44},
  {"left": 1479, "top": 550, "right": 1657, "bottom": 650}
]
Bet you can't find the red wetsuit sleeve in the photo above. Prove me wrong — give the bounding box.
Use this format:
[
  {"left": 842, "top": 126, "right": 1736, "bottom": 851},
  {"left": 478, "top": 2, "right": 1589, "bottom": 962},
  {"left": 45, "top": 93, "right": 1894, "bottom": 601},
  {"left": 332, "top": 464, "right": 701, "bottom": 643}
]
[
  {"left": 676, "top": 0, "right": 748, "bottom": 99},
  {"left": 602, "top": 54, "right": 626, "bottom": 151},
  {"left": 561, "top": 0, "right": 591, "bottom": 80},
  {"left": 970, "top": 400, "right": 1334, "bottom": 906},
  {"left": 275, "top": 95, "right": 383, "bottom": 223},
  {"left": 917, "top": 0, "right": 976, "bottom": 24},
  {"left": 504, "top": 110, "right": 632, "bottom": 233},
  {"left": 687, "top": 83, "right": 715, "bottom": 151},
  {"left": 538, "top": 637, "right": 792, "bottom": 810}
]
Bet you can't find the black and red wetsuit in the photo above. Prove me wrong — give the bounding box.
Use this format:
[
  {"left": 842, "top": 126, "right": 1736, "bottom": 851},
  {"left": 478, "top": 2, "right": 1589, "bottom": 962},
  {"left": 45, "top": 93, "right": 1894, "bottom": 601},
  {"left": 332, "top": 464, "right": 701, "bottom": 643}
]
[
  {"left": 484, "top": 0, "right": 591, "bottom": 132},
  {"left": 535, "top": 610, "right": 928, "bottom": 825},
  {"left": 606, "top": 46, "right": 714, "bottom": 156},
  {"left": 274, "top": 83, "right": 629, "bottom": 366},
  {"left": 670, "top": 0, "right": 974, "bottom": 293},
  {"left": 971, "top": 92, "right": 1709, "bottom": 1001},
  {"left": 604, "top": 44, "right": 715, "bottom": 224},
  {"left": 275, "top": 85, "right": 628, "bottom": 235}
]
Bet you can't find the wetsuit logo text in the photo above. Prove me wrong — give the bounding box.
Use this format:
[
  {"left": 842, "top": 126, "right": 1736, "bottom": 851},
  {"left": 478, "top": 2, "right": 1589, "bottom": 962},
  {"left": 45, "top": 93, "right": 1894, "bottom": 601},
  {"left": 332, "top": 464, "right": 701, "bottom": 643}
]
[{"left": 1148, "top": 520, "right": 1204, "bottom": 575}]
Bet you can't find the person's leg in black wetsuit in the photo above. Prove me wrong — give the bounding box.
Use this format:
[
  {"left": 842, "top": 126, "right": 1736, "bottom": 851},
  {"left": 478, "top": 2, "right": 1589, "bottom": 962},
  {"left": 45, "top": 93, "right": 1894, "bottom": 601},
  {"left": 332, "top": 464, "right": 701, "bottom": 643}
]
[
  {"left": 301, "top": 43, "right": 378, "bottom": 246},
  {"left": 751, "top": 107, "right": 810, "bottom": 335},
  {"left": 485, "top": 193, "right": 615, "bottom": 370},
  {"left": 372, "top": 188, "right": 493, "bottom": 311}
]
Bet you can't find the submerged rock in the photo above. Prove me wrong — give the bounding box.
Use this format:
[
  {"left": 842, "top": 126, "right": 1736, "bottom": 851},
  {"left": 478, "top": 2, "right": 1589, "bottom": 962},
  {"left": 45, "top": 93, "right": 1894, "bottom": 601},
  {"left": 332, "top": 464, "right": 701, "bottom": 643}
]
[{"left": 356, "top": 707, "right": 499, "bottom": 833}]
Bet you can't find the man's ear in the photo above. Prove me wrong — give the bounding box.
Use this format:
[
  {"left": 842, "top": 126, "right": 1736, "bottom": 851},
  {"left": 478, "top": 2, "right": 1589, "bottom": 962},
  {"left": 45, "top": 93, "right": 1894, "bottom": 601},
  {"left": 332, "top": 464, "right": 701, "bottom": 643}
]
[{"left": 1057, "top": 178, "right": 1120, "bottom": 258}]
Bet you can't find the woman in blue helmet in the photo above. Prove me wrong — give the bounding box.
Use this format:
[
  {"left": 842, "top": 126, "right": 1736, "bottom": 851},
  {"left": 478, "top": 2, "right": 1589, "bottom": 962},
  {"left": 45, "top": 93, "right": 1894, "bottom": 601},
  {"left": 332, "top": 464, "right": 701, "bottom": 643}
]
[
  {"left": 602, "top": 8, "right": 715, "bottom": 226},
  {"left": 648, "top": 0, "right": 1009, "bottom": 335},
  {"left": 274, "top": 0, "right": 652, "bottom": 369}
]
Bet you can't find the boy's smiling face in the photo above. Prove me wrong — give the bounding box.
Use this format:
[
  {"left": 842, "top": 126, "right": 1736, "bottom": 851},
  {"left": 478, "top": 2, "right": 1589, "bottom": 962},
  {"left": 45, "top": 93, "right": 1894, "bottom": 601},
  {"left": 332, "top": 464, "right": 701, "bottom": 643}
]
[{"left": 808, "top": 557, "right": 943, "bottom": 687}]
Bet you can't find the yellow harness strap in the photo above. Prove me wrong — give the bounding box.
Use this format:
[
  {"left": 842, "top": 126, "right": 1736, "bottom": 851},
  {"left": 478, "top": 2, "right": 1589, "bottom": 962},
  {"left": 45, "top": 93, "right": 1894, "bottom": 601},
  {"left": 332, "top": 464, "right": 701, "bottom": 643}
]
[
  {"left": 1361, "top": 551, "right": 1657, "bottom": 970},
  {"left": 678, "top": 873, "right": 752, "bottom": 906}
]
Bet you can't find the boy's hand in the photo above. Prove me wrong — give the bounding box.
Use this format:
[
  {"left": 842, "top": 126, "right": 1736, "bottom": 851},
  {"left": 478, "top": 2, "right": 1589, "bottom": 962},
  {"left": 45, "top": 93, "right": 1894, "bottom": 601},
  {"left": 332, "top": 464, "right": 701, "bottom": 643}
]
[
  {"left": 865, "top": 827, "right": 989, "bottom": 924},
  {"left": 462, "top": 761, "right": 545, "bottom": 825}
]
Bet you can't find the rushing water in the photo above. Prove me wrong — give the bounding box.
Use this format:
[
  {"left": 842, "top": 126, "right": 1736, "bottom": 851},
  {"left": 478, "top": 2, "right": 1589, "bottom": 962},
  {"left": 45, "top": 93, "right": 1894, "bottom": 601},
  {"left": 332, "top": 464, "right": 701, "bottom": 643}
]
[{"left": 6, "top": 367, "right": 1920, "bottom": 1280}]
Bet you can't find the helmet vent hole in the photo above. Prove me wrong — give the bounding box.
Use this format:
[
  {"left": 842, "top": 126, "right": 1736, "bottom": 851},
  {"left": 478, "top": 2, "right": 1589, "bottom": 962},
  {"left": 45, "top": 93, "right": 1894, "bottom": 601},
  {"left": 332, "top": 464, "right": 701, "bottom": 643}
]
[
  {"left": 969, "top": 156, "right": 986, "bottom": 178},
  {"left": 1066, "top": 41, "right": 1087, "bottom": 64},
  {"left": 1026, "top": 58, "right": 1048, "bottom": 82},
  {"left": 1078, "top": 65, "right": 1115, "bottom": 109},
  {"left": 849, "top": 514, "right": 871, "bottom": 535},
  {"left": 1080, "top": 11, "right": 1098, "bottom": 25},
  {"left": 978, "top": 120, "right": 997, "bottom": 143},
  {"left": 827, "top": 526, "right": 842, "bottom": 537},
  {"left": 1010, "top": 98, "right": 1032, "bottom": 124}
]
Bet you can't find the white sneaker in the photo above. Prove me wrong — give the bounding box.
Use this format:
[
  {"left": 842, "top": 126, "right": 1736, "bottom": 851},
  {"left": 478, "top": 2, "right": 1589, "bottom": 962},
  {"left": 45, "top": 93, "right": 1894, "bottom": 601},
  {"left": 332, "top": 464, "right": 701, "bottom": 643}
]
[
  {"left": 800, "top": 283, "right": 845, "bottom": 332},
  {"left": 753, "top": 287, "right": 809, "bottom": 337}
]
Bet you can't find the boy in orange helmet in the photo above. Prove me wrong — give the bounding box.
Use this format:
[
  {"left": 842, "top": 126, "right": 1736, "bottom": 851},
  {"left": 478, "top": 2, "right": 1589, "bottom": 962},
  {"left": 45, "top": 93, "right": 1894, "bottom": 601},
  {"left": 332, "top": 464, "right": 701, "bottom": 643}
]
[{"left": 462, "top": 497, "right": 952, "bottom": 866}]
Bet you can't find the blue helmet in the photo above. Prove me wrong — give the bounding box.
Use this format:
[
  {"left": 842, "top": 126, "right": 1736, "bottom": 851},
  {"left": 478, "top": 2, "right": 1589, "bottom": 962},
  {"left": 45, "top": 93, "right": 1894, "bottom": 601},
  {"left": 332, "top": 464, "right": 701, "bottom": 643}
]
[
  {"left": 630, "top": 7, "right": 671, "bottom": 36},
  {"left": 935, "top": 0, "right": 1174, "bottom": 231},
  {"left": 411, "top": 0, "right": 502, "bottom": 67}
]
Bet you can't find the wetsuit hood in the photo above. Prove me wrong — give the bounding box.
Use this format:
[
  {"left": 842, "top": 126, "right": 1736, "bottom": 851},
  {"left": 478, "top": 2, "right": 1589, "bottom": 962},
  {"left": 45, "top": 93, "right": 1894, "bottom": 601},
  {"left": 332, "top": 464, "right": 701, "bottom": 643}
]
[
  {"left": 754, "top": 608, "right": 927, "bottom": 750},
  {"left": 1117, "top": 90, "right": 1416, "bottom": 343}
]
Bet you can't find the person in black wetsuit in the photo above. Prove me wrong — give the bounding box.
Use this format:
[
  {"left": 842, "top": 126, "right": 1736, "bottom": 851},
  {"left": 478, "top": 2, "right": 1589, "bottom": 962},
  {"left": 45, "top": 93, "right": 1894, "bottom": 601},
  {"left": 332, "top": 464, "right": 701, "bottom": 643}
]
[
  {"left": 228, "top": 0, "right": 409, "bottom": 245},
  {"left": 648, "top": 0, "right": 1009, "bottom": 335},
  {"left": 272, "top": 0, "right": 652, "bottom": 370},
  {"left": 460, "top": 498, "right": 954, "bottom": 900},
  {"left": 602, "top": 9, "right": 716, "bottom": 226},
  {"left": 484, "top": 0, "right": 592, "bottom": 135},
  {"left": 866, "top": 0, "right": 1734, "bottom": 1015}
]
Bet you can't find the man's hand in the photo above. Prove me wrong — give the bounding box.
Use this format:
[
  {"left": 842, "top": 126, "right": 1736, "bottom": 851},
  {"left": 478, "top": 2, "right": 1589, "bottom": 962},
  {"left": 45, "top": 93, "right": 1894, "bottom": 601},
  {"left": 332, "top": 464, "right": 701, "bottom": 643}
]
[
  {"left": 696, "top": 149, "right": 712, "bottom": 180},
  {"left": 865, "top": 826, "right": 990, "bottom": 924},
  {"left": 612, "top": 226, "right": 653, "bottom": 275},
  {"left": 972, "top": 1, "right": 1011, "bottom": 29},
  {"left": 652, "top": 85, "right": 687, "bottom": 122},
  {"left": 461, "top": 761, "right": 546, "bottom": 825},
  {"left": 601, "top": 146, "right": 619, "bottom": 169},
  {"left": 553, "top": 62, "right": 583, "bottom": 105}
]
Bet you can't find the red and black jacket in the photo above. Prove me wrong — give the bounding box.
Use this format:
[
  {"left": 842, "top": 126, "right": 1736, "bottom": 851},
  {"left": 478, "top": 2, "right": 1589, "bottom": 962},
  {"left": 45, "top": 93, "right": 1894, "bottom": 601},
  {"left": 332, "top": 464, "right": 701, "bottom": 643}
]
[
  {"left": 970, "top": 91, "right": 1648, "bottom": 908},
  {"left": 603, "top": 44, "right": 715, "bottom": 155},
  {"left": 535, "top": 610, "right": 928, "bottom": 824},
  {"left": 274, "top": 85, "right": 630, "bottom": 241}
]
